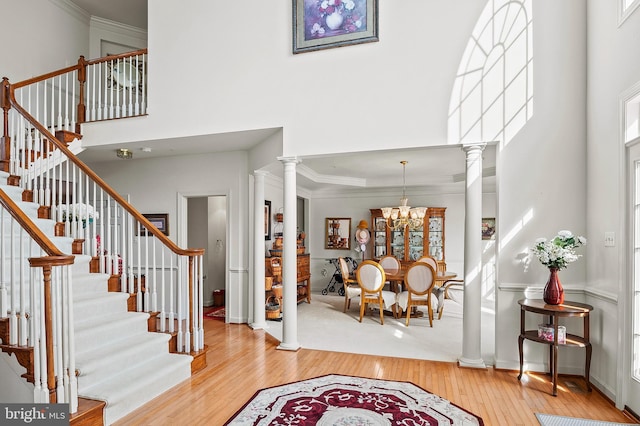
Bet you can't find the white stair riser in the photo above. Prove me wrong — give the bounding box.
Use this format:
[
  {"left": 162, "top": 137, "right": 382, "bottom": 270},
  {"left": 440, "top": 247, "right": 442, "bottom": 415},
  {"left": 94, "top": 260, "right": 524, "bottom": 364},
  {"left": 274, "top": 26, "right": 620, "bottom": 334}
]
[
  {"left": 76, "top": 335, "right": 171, "bottom": 386},
  {"left": 74, "top": 293, "right": 129, "bottom": 320},
  {"left": 75, "top": 314, "right": 150, "bottom": 346}
]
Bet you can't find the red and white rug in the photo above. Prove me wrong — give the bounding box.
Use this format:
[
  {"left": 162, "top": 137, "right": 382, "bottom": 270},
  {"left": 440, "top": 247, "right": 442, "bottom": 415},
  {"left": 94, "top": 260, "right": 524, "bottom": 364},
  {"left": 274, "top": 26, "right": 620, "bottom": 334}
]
[
  {"left": 225, "top": 374, "right": 484, "bottom": 425},
  {"left": 204, "top": 306, "right": 225, "bottom": 320}
]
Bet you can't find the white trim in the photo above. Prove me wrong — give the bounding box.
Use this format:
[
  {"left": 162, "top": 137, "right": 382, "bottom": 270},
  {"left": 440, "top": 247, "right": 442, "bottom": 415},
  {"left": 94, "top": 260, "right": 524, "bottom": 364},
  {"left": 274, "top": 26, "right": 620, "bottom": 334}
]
[
  {"left": 617, "top": 82, "right": 640, "bottom": 410},
  {"left": 584, "top": 287, "right": 619, "bottom": 304},
  {"left": 50, "top": 0, "right": 90, "bottom": 26},
  {"left": 90, "top": 16, "right": 148, "bottom": 39},
  {"left": 619, "top": 0, "right": 640, "bottom": 27}
]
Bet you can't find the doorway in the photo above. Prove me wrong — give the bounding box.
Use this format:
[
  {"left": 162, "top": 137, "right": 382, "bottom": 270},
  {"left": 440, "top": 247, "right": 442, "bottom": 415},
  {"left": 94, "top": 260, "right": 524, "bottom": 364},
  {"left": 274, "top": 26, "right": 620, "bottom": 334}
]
[{"left": 187, "top": 195, "right": 227, "bottom": 308}]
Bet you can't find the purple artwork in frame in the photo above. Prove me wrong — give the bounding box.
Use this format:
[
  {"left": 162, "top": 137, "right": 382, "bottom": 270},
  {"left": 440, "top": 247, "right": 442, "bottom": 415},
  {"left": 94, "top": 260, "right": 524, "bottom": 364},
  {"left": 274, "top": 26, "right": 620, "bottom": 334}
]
[{"left": 293, "top": 0, "right": 379, "bottom": 54}]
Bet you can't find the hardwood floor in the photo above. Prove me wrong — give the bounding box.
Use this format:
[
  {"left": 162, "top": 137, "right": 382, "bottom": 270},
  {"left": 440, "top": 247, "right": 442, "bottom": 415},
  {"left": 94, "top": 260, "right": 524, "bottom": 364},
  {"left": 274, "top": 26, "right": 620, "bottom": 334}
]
[{"left": 115, "top": 316, "right": 638, "bottom": 426}]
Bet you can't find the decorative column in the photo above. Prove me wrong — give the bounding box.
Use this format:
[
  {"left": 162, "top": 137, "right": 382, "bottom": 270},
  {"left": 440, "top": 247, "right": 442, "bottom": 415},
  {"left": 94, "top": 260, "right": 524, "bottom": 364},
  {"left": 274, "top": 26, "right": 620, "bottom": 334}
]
[
  {"left": 459, "top": 143, "right": 487, "bottom": 369},
  {"left": 250, "top": 171, "right": 267, "bottom": 330},
  {"left": 277, "top": 157, "right": 300, "bottom": 351}
]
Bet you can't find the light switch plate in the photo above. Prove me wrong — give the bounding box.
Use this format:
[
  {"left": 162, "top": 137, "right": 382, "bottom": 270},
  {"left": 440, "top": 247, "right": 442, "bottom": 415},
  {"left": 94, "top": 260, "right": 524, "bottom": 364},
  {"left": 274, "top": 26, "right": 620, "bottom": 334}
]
[{"left": 604, "top": 232, "right": 615, "bottom": 247}]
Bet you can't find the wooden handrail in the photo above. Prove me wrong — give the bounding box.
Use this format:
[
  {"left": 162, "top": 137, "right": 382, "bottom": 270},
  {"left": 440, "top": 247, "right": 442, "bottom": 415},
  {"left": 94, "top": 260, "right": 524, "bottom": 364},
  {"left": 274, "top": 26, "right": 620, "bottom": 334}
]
[
  {"left": 8, "top": 50, "right": 148, "bottom": 90},
  {"left": 5, "top": 91, "right": 203, "bottom": 258},
  {"left": 0, "top": 187, "right": 66, "bottom": 257},
  {"left": 85, "top": 49, "right": 148, "bottom": 66}
]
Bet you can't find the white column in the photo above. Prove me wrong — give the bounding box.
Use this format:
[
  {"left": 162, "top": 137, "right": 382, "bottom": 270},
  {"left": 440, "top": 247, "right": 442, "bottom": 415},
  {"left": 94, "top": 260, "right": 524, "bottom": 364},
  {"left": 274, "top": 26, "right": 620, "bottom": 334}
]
[
  {"left": 250, "top": 171, "right": 267, "bottom": 330},
  {"left": 459, "top": 143, "right": 487, "bottom": 369},
  {"left": 277, "top": 157, "right": 300, "bottom": 351}
]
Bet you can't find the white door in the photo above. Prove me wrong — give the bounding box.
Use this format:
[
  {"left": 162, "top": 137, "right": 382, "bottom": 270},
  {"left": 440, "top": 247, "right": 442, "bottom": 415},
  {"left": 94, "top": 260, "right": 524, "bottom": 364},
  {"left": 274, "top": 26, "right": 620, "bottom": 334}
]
[{"left": 627, "top": 138, "right": 640, "bottom": 414}]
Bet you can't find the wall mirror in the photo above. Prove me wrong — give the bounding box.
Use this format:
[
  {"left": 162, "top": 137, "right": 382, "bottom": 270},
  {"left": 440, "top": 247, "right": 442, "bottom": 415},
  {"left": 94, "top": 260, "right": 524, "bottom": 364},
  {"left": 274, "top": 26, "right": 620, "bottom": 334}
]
[{"left": 325, "top": 218, "right": 351, "bottom": 250}]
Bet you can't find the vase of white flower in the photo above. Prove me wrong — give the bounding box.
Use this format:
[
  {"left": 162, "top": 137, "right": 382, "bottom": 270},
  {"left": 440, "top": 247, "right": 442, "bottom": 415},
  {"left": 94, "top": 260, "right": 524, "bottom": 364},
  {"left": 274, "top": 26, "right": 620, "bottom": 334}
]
[
  {"left": 531, "top": 230, "right": 587, "bottom": 305},
  {"left": 544, "top": 267, "right": 563, "bottom": 305}
]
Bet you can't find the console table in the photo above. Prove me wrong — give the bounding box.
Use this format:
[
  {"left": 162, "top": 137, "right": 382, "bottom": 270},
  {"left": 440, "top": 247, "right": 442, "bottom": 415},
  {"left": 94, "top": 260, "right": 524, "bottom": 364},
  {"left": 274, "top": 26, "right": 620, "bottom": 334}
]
[{"left": 517, "top": 298, "right": 593, "bottom": 396}]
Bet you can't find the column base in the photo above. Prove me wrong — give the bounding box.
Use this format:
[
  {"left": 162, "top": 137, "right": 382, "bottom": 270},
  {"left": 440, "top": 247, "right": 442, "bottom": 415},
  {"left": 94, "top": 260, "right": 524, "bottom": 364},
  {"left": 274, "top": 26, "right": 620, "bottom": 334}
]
[
  {"left": 458, "top": 357, "right": 487, "bottom": 369},
  {"left": 277, "top": 342, "right": 301, "bottom": 351},
  {"left": 249, "top": 321, "right": 267, "bottom": 330}
]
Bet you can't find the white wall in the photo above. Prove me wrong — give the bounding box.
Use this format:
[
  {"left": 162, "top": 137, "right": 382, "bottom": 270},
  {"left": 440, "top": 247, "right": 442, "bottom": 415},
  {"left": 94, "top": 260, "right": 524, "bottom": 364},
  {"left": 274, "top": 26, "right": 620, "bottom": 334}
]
[
  {"left": 80, "top": 0, "right": 487, "bottom": 154},
  {"left": 88, "top": 150, "right": 250, "bottom": 323},
  {"left": 3, "top": 0, "right": 89, "bottom": 81},
  {"left": 586, "top": 0, "right": 640, "bottom": 404}
]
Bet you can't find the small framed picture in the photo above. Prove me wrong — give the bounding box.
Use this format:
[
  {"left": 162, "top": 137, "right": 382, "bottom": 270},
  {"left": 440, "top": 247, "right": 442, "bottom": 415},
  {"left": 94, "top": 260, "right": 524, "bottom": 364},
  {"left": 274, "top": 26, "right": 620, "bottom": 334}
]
[
  {"left": 139, "top": 213, "right": 169, "bottom": 236},
  {"left": 265, "top": 200, "right": 272, "bottom": 240},
  {"left": 293, "top": 0, "right": 379, "bottom": 54},
  {"left": 482, "top": 218, "right": 496, "bottom": 240}
]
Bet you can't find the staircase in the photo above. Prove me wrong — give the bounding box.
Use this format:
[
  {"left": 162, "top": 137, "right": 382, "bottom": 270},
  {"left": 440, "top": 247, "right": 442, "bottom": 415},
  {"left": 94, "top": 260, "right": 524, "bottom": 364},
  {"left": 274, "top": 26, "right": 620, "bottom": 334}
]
[
  {"left": 0, "top": 50, "right": 207, "bottom": 425},
  {"left": 0, "top": 171, "right": 196, "bottom": 424}
]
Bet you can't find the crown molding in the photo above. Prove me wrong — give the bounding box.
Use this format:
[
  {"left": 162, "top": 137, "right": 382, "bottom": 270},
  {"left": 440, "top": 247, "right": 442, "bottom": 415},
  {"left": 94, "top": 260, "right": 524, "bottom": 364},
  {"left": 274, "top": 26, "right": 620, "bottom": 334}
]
[
  {"left": 50, "top": 0, "right": 90, "bottom": 25},
  {"left": 297, "top": 163, "right": 367, "bottom": 187},
  {"left": 90, "top": 16, "right": 148, "bottom": 39}
]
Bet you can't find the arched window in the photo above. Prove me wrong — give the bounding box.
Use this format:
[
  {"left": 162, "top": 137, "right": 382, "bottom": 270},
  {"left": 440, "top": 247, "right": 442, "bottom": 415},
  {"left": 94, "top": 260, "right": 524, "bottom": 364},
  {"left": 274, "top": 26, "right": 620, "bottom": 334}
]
[
  {"left": 448, "top": 0, "right": 533, "bottom": 147},
  {"left": 620, "top": 0, "right": 640, "bottom": 26}
]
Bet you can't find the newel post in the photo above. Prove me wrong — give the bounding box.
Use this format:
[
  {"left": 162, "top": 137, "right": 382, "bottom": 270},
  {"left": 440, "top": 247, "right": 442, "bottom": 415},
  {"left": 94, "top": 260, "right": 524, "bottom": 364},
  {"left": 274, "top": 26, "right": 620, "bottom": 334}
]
[
  {"left": 41, "top": 264, "right": 57, "bottom": 403},
  {"left": 188, "top": 255, "right": 194, "bottom": 352},
  {"left": 1, "top": 77, "right": 11, "bottom": 173},
  {"left": 75, "top": 56, "right": 87, "bottom": 134}
]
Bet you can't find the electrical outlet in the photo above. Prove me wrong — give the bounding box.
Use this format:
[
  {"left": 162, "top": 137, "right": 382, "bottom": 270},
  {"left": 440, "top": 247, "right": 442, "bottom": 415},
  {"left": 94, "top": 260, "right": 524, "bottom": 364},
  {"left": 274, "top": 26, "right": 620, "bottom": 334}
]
[{"left": 604, "top": 232, "right": 615, "bottom": 247}]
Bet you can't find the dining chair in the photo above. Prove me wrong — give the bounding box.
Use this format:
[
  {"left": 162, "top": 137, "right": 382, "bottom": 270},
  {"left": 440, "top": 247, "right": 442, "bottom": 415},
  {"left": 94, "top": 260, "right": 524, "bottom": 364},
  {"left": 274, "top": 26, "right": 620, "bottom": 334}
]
[
  {"left": 379, "top": 255, "right": 401, "bottom": 273},
  {"left": 437, "top": 278, "right": 464, "bottom": 319},
  {"left": 417, "top": 255, "right": 451, "bottom": 319},
  {"left": 379, "top": 255, "right": 402, "bottom": 292},
  {"left": 417, "top": 255, "right": 438, "bottom": 274},
  {"left": 397, "top": 261, "right": 437, "bottom": 327},
  {"left": 339, "top": 257, "right": 360, "bottom": 313},
  {"left": 356, "top": 260, "right": 397, "bottom": 324}
]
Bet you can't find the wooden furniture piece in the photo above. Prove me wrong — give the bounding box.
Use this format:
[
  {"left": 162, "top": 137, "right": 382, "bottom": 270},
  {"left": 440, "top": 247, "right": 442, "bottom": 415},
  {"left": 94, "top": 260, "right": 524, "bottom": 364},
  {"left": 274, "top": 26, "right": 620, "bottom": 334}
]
[
  {"left": 339, "top": 257, "right": 360, "bottom": 313},
  {"left": 356, "top": 260, "right": 395, "bottom": 324},
  {"left": 517, "top": 298, "right": 593, "bottom": 396},
  {"left": 397, "top": 262, "right": 437, "bottom": 327},
  {"left": 370, "top": 207, "right": 447, "bottom": 271},
  {"left": 265, "top": 253, "right": 311, "bottom": 304}
]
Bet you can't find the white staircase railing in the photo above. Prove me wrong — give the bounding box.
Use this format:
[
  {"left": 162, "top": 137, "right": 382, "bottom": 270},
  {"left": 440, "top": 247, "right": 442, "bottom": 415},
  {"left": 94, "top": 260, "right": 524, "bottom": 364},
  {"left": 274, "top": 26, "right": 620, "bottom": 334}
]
[
  {"left": 3, "top": 50, "right": 147, "bottom": 137},
  {"left": 1, "top": 52, "right": 205, "bottom": 352},
  {"left": 2, "top": 62, "right": 204, "bottom": 353},
  {"left": 0, "top": 186, "right": 77, "bottom": 410}
]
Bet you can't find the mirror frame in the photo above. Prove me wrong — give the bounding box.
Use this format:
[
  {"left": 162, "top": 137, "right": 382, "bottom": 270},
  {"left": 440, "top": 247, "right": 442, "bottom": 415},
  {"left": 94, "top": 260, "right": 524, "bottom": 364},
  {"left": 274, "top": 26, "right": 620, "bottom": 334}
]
[{"left": 325, "top": 217, "right": 352, "bottom": 250}]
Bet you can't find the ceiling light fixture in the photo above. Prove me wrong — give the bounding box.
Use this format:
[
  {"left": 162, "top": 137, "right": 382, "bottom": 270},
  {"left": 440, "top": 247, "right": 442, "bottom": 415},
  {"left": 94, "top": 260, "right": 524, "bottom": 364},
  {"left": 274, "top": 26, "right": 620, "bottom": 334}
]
[
  {"left": 381, "top": 161, "right": 426, "bottom": 231},
  {"left": 116, "top": 148, "right": 133, "bottom": 160}
]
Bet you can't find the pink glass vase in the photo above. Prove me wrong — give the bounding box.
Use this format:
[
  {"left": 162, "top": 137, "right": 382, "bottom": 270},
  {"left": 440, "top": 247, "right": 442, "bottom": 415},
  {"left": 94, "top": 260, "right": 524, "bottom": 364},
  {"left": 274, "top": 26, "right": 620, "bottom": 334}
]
[{"left": 543, "top": 268, "right": 564, "bottom": 305}]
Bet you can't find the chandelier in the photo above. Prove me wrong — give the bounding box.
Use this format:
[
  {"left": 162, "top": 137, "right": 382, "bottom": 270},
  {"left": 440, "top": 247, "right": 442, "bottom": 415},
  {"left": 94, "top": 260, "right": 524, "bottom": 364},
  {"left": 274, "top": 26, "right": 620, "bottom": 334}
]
[{"left": 381, "top": 161, "right": 426, "bottom": 231}]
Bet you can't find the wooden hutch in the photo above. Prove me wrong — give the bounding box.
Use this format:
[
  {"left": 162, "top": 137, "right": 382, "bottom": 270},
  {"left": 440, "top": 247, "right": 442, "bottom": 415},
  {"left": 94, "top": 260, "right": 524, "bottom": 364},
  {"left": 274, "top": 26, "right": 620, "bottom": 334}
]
[{"left": 370, "top": 207, "right": 447, "bottom": 272}]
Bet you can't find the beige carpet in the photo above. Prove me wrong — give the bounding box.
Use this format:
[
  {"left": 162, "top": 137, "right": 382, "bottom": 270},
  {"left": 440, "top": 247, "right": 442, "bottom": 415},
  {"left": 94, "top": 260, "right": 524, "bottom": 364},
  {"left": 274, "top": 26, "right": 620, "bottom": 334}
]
[{"left": 265, "top": 290, "right": 495, "bottom": 364}]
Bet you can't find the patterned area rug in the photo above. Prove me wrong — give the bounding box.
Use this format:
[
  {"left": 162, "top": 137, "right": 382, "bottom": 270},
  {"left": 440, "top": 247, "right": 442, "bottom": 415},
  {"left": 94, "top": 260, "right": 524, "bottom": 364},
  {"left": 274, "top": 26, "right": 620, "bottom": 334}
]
[
  {"left": 536, "top": 413, "right": 635, "bottom": 426},
  {"left": 204, "top": 306, "right": 225, "bottom": 320},
  {"left": 225, "top": 374, "right": 484, "bottom": 425}
]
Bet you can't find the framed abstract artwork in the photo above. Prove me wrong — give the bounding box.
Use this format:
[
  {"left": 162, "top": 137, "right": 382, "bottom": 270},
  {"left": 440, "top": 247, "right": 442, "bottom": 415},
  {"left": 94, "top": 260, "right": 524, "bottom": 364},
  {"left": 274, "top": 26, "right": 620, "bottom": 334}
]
[{"left": 293, "top": 0, "right": 379, "bottom": 54}]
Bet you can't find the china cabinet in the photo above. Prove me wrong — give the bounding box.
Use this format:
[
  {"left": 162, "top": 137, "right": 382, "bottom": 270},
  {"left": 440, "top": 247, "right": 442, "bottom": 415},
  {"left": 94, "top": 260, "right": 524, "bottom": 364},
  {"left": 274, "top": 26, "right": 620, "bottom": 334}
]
[{"left": 370, "top": 207, "right": 446, "bottom": 270}]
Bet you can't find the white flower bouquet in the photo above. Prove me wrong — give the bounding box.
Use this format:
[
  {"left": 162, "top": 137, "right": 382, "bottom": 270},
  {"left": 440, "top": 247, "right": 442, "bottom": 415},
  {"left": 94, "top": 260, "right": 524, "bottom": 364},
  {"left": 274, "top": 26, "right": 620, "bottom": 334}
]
[{"left": 531, "top": 230, "right": 586, "bottom": 270}]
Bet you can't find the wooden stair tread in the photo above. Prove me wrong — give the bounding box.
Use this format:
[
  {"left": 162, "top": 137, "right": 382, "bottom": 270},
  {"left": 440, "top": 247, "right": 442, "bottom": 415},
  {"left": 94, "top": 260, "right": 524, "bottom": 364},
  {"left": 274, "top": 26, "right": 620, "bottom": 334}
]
[{"left": 69, "top": 397, "right": 105, "bottom": 426}]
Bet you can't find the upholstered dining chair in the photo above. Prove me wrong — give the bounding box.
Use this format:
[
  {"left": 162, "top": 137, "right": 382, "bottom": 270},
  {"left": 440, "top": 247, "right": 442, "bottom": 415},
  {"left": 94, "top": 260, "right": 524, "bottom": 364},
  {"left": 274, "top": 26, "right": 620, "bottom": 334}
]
[
  {"left": 339, "top": 257, "right": 360, "bottom": 313},
  {"left": 437, "top": 278, "right": 465, "bottom": 319},
  {"left": 378, "top": 255, "right": 402, "bottom": 292},
  {"left": 356, "top": 260, "right": 397, "bottom": 324},
  {"left": 416, "top": 255, "right": 438, "bottom": 274},
  {"left": 417, "top": 255, "right": 457, "bottom": 319},
  {"left": 397, "top": 261, "right": 437, "bottom": 327}
]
